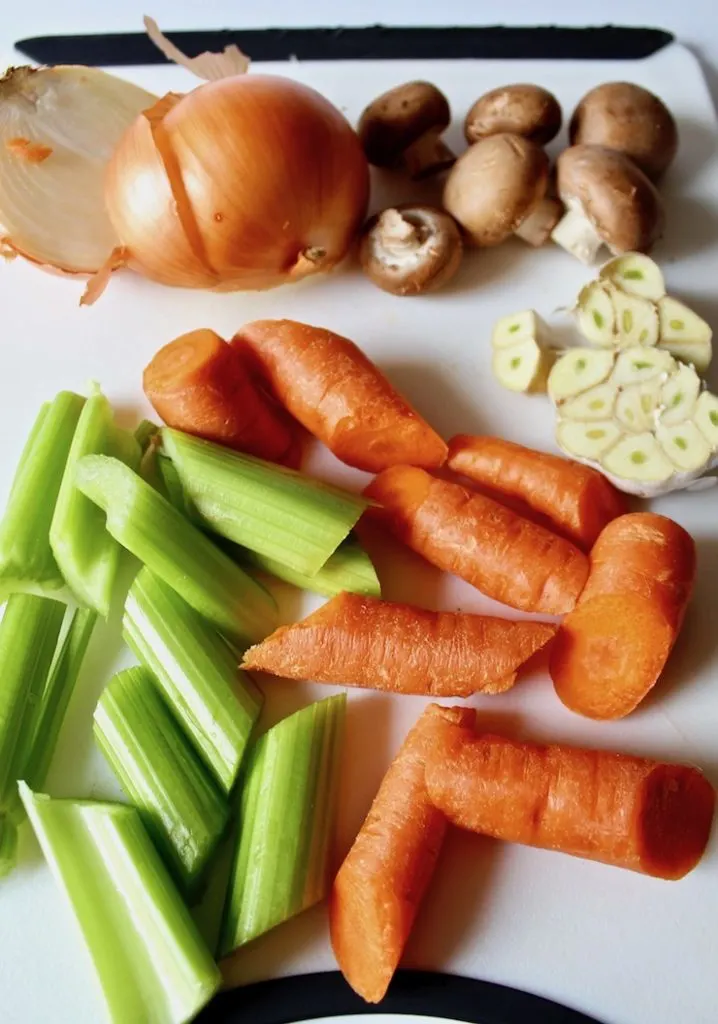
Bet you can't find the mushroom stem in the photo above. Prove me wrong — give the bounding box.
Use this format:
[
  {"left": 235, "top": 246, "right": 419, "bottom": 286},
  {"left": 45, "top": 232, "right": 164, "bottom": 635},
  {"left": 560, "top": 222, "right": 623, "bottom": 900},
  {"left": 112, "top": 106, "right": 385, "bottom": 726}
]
[
  {"left": 551, "top": 201, "right": 605, "bottom": 264},
  {"left": 514, "top": 197, "right": 564, "bottom": 247},
  {"left": 377, "top": 209, "right": 422, "bottom": 256},
  {"left": 403, "top": 132, "right": 456, "bottom": 180}
]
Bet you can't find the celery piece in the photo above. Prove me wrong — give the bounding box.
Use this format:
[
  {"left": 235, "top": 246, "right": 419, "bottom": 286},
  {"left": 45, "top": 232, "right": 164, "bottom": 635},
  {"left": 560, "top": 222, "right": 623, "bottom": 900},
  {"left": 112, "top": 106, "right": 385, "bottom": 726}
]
[
  {"left": 51, "top": 391, "right": 141, "bottom": 617},
  {"left": 23, "top": 608, "right": 97, "bottom": 791},
  {"left": 134, "top": 419, "right": 160, "bottom": 452},
  {"left": 241, "top": 537, "right": 381, "bottom": 598},
  {"left": 161, "top": 428, "right": 368, "bottom": 576},
  {"left": 124, "top": 568, "right": 262, "bottom": 794},
  {"left": 95, "top": 666, "right": 229, "bottom": 896},
  {"left": 0, "top": 594, "right": 66, "bottom": 817},
  {"left": 20, "top": 783, "right": 221, "bottom": 1024},
  {"left": 220, "top": 694, "right": 346, "bottom": 955},
  {"left": 0, "top": 815, "right": 18, "bottom": 877},
  {"left": 0, "top": 392, "right": 85, "bottom": 598},
  {"left": 75, "top": 455, "right": 277, "bottom": 645}
]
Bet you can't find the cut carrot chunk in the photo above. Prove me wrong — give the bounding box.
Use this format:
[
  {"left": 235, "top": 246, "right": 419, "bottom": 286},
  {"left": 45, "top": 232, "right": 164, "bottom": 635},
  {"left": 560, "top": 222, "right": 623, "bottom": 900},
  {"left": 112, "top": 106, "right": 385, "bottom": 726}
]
[
  {"left": 331, "top": 704, "right": 476, "bottom": 1003},
  {"left": 144, "top": 328, "right": 300, "bottom": 466},
  {"left": 242, "top": 592, "right": 556, "bottom": 697},
  {"left": 232, "top": 320, "right": 447, "bottom": 472},
  {"left": 365, "top": 465, "right": 589, "bottom": 615},
  {"left": 550, "top": 512, "right": 696, "bottom": 718},
  {"left": 447, "top": 434, "right": 628, "bottom": 550},
  {"left": 425, "top": 725, "right": 715, "bottom": 880}
]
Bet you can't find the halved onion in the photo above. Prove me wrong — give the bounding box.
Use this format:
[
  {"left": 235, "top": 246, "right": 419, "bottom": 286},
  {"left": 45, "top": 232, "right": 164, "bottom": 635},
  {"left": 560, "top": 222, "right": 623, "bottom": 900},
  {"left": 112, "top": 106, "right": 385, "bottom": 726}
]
[{"left": 0, "top": 65, "right": 156, "bottom": 275}]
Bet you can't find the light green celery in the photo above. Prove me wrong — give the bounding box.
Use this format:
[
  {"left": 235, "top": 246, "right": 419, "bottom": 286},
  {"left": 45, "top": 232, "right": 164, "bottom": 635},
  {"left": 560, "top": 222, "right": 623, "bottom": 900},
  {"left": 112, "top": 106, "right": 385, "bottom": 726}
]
[
  {"left": 134, "top": 420, "right": 160, "bottom": 452},
  {"left": 124, "top": 568, "right": 262, "bottom": 794},
  {"left": 95, "top": 667, "right": 229, "bottom": 896},
  {"left": 20, "top": 783, "right": 221, "bottom": 1024},
  {"left": 23, "top": 608, "right": 97, "bottom": 791},
  {"left": 242, "top": 537, "right": 381, "bottom": 598},
  {"left": 50, "top": 391, "right": 141, "bottom": 617},
  {"left": 0, "top": 816, "right": 18, "bottom": 877},
  {"left": 0, "top": 594, "right": 66, "bottom": 817},
  {"left": 220, "top": 694, "right": 346, "bottom": 955},
  {"left": 161, "top": 428, "right": 368, "bottom": 576},
  {"left": 0, "top": 392, "right": 85, "bottom": 598},
  {"left": 75, "top": 455, "right": 276, "bottom": 645}
]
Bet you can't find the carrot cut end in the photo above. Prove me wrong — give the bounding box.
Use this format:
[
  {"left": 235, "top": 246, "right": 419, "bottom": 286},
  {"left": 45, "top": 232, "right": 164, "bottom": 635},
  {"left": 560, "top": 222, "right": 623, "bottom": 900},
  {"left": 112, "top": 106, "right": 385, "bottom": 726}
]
[{"left": 639, "top": 764, "right": 716, "bottom": 880}]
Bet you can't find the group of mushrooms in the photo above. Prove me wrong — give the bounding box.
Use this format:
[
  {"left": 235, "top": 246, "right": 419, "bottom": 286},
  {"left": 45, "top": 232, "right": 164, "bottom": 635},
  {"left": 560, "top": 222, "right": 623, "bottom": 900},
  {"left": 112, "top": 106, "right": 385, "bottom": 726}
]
[{"left": 356, "top": 79, "right": 677, "bottom": 295}]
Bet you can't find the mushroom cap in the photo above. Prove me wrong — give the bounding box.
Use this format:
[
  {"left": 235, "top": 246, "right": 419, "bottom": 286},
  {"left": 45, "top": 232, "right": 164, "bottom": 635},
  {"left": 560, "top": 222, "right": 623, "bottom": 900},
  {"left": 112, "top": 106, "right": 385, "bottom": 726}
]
[
  {"left": 443, "top": 133, "right": 549, "bottom": 246},
  {"left": 358, "top": 81, "right": 451, "bottom": 167},
  {"left": 464, "top": 84, "right": 562, "bottom": 146},
  {"left": 569, "top": 82, "right": 678, "bottom": 180},
  {"left": 359, "top": 204, "right": 463, "bottom": 296},
  {"left": 556, "top": 144, "right": 665, "bottom": 253}
]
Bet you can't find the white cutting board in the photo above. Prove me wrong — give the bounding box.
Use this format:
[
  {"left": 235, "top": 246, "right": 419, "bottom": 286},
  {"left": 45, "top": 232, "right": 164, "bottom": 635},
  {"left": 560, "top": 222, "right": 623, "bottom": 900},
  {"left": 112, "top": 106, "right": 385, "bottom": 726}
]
[{"left": 1, "top": 39, "right": 718, "bottom": 1024}]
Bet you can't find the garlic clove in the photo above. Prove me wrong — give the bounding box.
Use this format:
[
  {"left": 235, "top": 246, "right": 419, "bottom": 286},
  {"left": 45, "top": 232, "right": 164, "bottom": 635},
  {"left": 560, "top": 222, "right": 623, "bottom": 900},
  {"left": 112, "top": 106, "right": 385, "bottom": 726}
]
[
  {"left": 598, "top": 252, "right": 665, "bottom": 301},
  {"left": 548, "top": 348, "right": 615, "bottom": 402},
  {"left": 659, "top": 363, "right": 701, "bottom": 427},
  {"left": 615, "top": 381, "right": 661, "bottom": 433},
  {"left": 491, "top": 309, "right": 546, "bottom": 348},
  {"left": 556, "top": 419, "right": 623, "bottom": 460},
  {"left": 575, "top": 281, "right": 616, "bottom": 346},
  {"left": 656, "top": 420, "right": 712, "bottom": 472},
  {"left": 492, "top": 336, "right": 552, "bottom": 393},
  {"left": 694, "top": 391, "right": 718, "bottom": 448},
  {"left": 601, "top": 432, "right": 674, "bottom": 483},
  {"left": 612, "top": 346, "right": 674, "bottom": 386},
  {"left": 559, "top": 382, "right": 619, "bottom": 421},
  {"left": 0, "top": 66, "right": 156, "bottom": 277},
  {"left": 610, "top": 288, "right": 660, "bottom": 347}
]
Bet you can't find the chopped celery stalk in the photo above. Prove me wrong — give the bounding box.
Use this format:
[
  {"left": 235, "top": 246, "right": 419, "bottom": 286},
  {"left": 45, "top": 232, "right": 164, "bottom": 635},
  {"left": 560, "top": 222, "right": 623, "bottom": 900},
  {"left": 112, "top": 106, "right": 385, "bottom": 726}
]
[
  {"left": 0, "top": 594, "right": 65, "bottom": 817},
  {"left": 242, "top": 537, "right": 381, "bottom": 598},
  {"left": 51, "top": 392, "right": 141, "bottom": 617},
  {"left": 134, "top": 419, "right": 160, "bottom": 452},
  {"left": 23, "top": 608, "right": 97, "bottom": 791},
  {"left": 75, "top": 455, "right": 277, "bottom": 645},
  {"left": 95, "top": 666, "right": 229, "bottom": 896},
  {"left": 220, "top": 694, "right": 346, "bottom": 955},
  {"left": 20, "top": 783, "right": 221, "bottom": 1024},
  {"left": 124, "top": 568, "right": 262, "bottom": 795},
  {"left": 161, "top": 428, "right": 368, "bottom": 576},
  {"left": 0, "top": 392, "right": 85, "bottom": 598},
  {"left": 0, "top": 815, "right": 18, "bottom": 877}
]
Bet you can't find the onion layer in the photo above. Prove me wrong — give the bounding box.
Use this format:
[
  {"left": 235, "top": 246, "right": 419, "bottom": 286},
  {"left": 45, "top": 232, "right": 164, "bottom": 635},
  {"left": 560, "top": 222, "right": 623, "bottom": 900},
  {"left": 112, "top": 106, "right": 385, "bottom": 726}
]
[
  {"left": 0, "top": 66, "right": 156, "bottom": 274},
  {"left": 104, "top": 75, "right": 370, "bottom": 291}
]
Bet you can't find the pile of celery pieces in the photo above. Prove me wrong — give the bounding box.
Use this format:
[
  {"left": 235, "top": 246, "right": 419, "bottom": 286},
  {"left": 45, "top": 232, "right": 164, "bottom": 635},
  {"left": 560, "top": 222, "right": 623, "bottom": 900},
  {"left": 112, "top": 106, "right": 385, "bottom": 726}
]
[{"left": 0, "top": 387, "right": 374, "bottom": 1024}]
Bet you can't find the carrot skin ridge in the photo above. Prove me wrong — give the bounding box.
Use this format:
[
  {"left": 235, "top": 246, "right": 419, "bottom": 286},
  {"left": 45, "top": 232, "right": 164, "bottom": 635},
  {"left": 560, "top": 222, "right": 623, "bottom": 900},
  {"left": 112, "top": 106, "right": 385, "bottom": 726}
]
[
  {"left": 550, "top": 512, "right": 697, "bottom": 719},
  {"left": 331, "top": 703, "right": 476, "bottom": 1003},
  {"left": 232, "top": 320, "right": 447, "bottom": 473},
  {"left": 365, "top": 465, "right": 589, "bottom": 615},
  {"left": 447, "top": 434, "right": 628, "bottom": 551},
  {"left": 425, "top": 725, "right": 715, "bottom": 880},
  {"left": 242, "top": 592, "right": 557, "bottom": 697}
]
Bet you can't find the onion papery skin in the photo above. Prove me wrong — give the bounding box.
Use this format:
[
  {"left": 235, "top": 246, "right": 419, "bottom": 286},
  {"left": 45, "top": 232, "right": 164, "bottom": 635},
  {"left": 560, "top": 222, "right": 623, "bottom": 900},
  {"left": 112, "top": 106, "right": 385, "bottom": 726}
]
[{"left": 105, "top": 75, "right": 370, "bottom": 291}]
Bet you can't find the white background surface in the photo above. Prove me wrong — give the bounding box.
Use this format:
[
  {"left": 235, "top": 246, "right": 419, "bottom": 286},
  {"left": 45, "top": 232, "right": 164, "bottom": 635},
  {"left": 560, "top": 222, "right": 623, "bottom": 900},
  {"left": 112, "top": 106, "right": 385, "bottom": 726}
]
[{"left": 1, "top": 6, "right": 718, "bottom": 1024}]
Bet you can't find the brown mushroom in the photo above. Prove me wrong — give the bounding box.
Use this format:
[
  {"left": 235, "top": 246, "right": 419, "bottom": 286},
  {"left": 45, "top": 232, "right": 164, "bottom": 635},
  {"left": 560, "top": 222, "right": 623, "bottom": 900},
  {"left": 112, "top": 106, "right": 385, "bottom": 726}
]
[
  {"left": 358, "top": 81, "right": 455, "bottom": 179},
  {"left": 551, "top": 144, "right": 665, "bottom": 263},
  {"left": 569, "top": 82, "right": 678, "bottom": 180},
  {"left": 464, "top": 84, "right": 562, "bottom": 146},
  {"left": 443, "top": 133, "right": 562, "bottom": 247},
  {"left": 359, "top": 205, "right": 463, "bottom": 296}
]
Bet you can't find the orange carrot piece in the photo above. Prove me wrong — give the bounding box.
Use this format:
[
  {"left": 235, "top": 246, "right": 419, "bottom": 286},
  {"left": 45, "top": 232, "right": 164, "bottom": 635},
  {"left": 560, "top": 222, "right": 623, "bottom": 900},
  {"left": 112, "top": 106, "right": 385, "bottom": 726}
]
[
  {"left": 331, "top": 703, "right": 476, "bottom": 1003},
  {"left": 425, "top": 724, "right": 715, "bottom": 880},
  {"left": 232, "top": 319, "right": 447, "bottom": 472},
  {"left": 447, "top": 434, "right": 628, "bottom": 551},
  {"left": 242, "top": 592, "right": 556, "bottom": 697},
  {"left": 550, "top": 512, "right": 696, "bottom": 719},
  {"left": 143, "top": 328, "right": 300, "bottom": 466},
  {"left": 364, "top": 466, "right": 589, "bottom": 615}
]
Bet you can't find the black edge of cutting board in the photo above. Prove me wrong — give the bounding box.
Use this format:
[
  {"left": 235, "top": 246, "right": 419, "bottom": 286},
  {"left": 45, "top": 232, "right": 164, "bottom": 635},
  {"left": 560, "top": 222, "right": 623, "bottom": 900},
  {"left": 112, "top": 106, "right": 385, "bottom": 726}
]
[
  {"left": 195, "top": 970, "right": 604, "bottom": 1024},
  {"left": 15, "top": 25, "right": 673, "bottom": 67}
]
